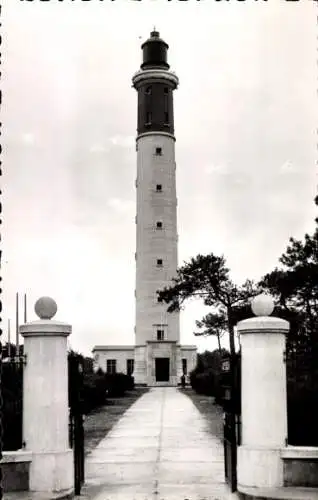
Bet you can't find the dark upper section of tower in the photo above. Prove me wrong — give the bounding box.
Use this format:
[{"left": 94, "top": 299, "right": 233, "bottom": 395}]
[
  {"left": 134, "top": 30, "right": 177, "bottom": 137},
  {"left": 141, "top": 30, "right": 170, "bottom": 70}
]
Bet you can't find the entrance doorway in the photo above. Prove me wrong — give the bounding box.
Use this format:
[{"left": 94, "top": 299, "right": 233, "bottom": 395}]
[{"left": 155, "top": 358, "right": 170, "bottom": 382}]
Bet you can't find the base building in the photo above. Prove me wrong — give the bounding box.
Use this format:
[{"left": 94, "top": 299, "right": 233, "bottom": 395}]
[{"left": 92, "top": 31, "right": 197, "bottom": 386}]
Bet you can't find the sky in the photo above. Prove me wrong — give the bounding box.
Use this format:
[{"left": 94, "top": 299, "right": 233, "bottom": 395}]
[{"left": 2, "top": 0, "right": 317, "bottom": 357}]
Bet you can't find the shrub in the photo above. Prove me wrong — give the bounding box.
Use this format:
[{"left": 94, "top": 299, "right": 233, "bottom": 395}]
[
  {"left": 81, "top": 372, "right": 108, "bottom": 414},
  {"left": 190, "top": 369, "right": 218, "bottom": 396},
  {"left": 69, "top": 368, "right": 135, "bottom": 414},
  {"left": 105, "top": 373, "right": 134, "bottom": 397}
]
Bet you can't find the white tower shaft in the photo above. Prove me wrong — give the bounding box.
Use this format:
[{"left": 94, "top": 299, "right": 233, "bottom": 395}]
[
  {"left": 135, "top": 132, "right": 179, "bottom": 346},
  {"left": 132, "top": 31, "right": 180, "bottom": 385}
]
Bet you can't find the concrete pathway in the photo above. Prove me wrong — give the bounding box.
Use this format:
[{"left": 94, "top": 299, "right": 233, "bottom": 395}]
[{"left": 80, "top": 387, "right": 234, "bottom": 500}]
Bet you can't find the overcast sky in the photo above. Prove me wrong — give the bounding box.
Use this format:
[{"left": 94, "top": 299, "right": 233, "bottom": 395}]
[{"left": 2, "top": 1, "right": 317, "bottom": 356}]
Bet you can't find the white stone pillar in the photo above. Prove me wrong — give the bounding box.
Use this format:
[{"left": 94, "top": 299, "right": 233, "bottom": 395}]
[
  {"left": 134, "top": 345, "right": 147, "bottom": 385},
  {"left": 237, "top": 294, "right": 289, "bottom": 489},
  {"left": 19, "top": 297, "right": 73, "bottom": 494}
]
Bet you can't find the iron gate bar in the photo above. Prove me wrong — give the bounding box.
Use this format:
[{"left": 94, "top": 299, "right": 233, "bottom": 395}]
[
  {"left": 222, "top": 352, "right": 241, "bottom": 493},
  {"left": 69, "top": 355, "right": 85, "bottom": 496}
]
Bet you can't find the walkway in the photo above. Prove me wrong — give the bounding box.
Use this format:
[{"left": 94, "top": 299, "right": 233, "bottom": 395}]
[{"left": 80, "top": 387, "right": 234, "bottom": 500}]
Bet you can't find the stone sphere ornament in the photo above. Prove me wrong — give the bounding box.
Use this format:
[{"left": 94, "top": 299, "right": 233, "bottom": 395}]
[
  {"left": 34, "top": 296, "right": 58, "bottom": 320},
  {"left": 251, "top": 293, "right": 275, "bottom": 317}
]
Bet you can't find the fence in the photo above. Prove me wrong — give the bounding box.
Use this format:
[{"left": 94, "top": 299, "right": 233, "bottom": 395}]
[
  {"left": 286, "top": 344, "right": 318, "bottom": 446},
  {"left": 2, "top": 358, "right": 24, "bottom": 451}
]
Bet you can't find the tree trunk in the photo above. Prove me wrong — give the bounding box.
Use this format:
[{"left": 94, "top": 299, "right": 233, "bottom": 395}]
[
  {"left": 227, "top": 306, "right": 236, "bottom": 356},
  {"left": 217, "top": 332, "right": 222, "bottom": 352}
]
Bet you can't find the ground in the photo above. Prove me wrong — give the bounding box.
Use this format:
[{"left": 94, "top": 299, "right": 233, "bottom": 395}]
[
  {"left": 84, "top": 387, "right": 149, "bottom": 455},
  {"left": 180, "top": 387, "right": 224, "bottom": 439},
  {"left": 81, "top": 386, "right": 230, "bottom": 500}
]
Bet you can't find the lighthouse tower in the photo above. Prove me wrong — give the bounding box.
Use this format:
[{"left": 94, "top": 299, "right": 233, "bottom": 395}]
[
  {"left": 132, "top": 30, "right": 181, "bottom": 386},
  {"left": 91, "top": 32, "right": 196, "bottom": 386}
]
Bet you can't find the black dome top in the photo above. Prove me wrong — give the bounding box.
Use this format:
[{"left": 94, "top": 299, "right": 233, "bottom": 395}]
[{"left": 141, "top": 30, "right": 170, "bottom": 70}]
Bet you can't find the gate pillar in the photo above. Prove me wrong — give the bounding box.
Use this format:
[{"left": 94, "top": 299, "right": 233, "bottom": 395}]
[
  {"left": 237, "top": 294, "right": 289, "bottom": 489},
  {"left": 19, "top": 297, "right": 73, "bottom": 495}
]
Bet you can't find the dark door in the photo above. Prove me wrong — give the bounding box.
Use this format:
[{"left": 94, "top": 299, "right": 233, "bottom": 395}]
[{"left": 155, "top": 358, "right": 170, "bottom": 382}]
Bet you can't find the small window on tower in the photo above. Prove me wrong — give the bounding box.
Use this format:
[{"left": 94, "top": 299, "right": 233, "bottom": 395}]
[
  {"left": 156, "top": 259, "right": 163, "bottom": 267},
  {"left": 156, "top": 221, "right": 163, "bottom": 229},
  {"left": 157, "top": 329, "right": 165, "bottom": 341},
  {"left": 155, "top": 147, "right": 162, "bottom": 156},
  {"left": 164, "top": 112, "right": 169, "bottom": 125},
  {"left": 145, "top": 86, "right": 152, "bottom": 95},
  {"left": 164, "top": 87, "right": 169, "bottom": 95},
  {"left": 156, "top": 184, "right": 162, "bottom": 192},
  {"left": 146, "top": 112, "right": 152, "bottom": 125}
]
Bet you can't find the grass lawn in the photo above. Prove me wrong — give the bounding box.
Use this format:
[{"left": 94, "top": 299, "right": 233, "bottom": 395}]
[
  {"left": 83, "top": 387, "right": 149, "bottom": 455},
  {"left": 180, "top": 387, "right": 224, "bottom": 440}
]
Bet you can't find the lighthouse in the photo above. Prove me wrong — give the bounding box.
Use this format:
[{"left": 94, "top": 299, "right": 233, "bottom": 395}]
[
  {"left": 132, "top": 30, "right": 181, "bottom": 386},
  {"left": 92, "top": 31, "right": 196, "bottom": 386}
]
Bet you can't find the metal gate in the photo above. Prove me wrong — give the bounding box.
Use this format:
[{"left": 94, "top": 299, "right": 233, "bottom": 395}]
[
  {"left": 221, "top": 352, "right": 241, "bottom": 493},
  {"left": 69, "top": 355, "right": 85, "bottom": 495}
]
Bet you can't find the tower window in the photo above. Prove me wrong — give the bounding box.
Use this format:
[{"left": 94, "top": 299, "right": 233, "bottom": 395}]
[
  {"left": 156, "top": 259, "right": 163, "bottom": 267},
  {"left": 164, "top": 112, "right": 169, "bottom": 124},
  {"left": 145, "top": 86, "right": 152, "bottom": 95},
  {"left": 156, "top": 184, "right": 162, "bottom": 192},
  {"left": 156, "top": 221, "right": 163, "bottom": 229},
  {"left": 146, "top": 112, "right": 152, "bottom": 125},
  {"left": 155, "top": 147, "right": 162, "bottom": 156},
  {"left": 164, "top": 87, "right": 169, "bottom": 95},
  {"left": 157, "top": 329, "right": 165, "bottom": 341}
]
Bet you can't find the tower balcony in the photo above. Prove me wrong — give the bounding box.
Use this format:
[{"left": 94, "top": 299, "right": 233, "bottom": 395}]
[{"left": 132, "top": 69, "right": 179, "bottom": 90}]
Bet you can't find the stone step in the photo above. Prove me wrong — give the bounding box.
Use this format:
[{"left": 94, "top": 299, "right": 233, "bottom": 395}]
[{"left": 238, "top": 486, "right": 318, "bottom": 500}]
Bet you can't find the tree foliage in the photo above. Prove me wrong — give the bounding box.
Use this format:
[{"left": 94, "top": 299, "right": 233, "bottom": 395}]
[
  {"left": 194, "top": 304, "right": 252, "bottom": 351},
  {"left": 194, "top": 312, "right": 227, "bottom": 351},
  {"left": 157, "top": 253, "right": 260, "bottom": 355},
  {"left": 260, "top": 196, "right": 318, "bottom": 350},
  {"left": 190, "top": 349, "right": 229, "bottom": 398}
]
